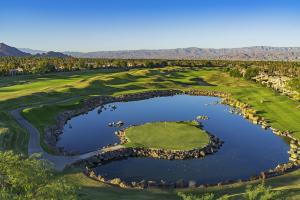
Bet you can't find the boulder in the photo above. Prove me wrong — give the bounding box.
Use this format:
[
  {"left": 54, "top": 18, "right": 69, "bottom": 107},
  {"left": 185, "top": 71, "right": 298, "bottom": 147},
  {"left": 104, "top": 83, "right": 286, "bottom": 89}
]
[
  {"left": 119, "top": 182, "right": 130, "bottom": 188},
  {"left": 290, "top": 143, "right": 298, "bottom": 149}
]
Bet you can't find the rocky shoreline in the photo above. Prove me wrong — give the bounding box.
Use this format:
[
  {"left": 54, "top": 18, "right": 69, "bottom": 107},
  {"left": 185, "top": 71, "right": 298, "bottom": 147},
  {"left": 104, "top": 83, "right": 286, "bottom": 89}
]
[
  {"left": 83, "top": 141, "right": 300, "bottom": 189},
  {"left": 84, "top": 144, "right": 300, "bottom": 189},
  {"left": 44, "top": 89, "right": 227, "bottom": 154},
  {"left": 84, "top": 136, "right": 223, "bottom": 189},
  {"left": 82, "top": 119, "right": 225, "bottom": 188},
  {"left": 252, "top": 73, "right": 299, "bottom": 101},
  {"left": 42, "top": 89, "right": 300, "bottom": 189},
  {"left": 85, "top": 161, "right": 300, "bottom": 189},
  {"left": 118, "top": 128, "right": 223, "bottom": 160}
]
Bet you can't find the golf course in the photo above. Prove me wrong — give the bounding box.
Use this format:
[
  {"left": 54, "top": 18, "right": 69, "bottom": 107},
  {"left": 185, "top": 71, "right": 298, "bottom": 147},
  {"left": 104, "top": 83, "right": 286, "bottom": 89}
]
[
  {"left": 3, "top": 1, "right": 300, "bottom": 199},
  {"left": 0, "top": 65, "right": 300, "bottom": 199}
]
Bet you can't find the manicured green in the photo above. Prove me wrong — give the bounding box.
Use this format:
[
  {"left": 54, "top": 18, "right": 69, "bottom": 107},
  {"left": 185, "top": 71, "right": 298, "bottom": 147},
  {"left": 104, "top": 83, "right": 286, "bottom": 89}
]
[{"left": 124, "top": 121, "right": 210, "bottom": 150}]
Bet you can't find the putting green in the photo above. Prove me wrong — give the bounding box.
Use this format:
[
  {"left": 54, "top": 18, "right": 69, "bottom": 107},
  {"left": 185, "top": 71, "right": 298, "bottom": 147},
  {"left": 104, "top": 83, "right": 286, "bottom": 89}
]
[{"left": 123, "top": 121, "right": 210, "bottom": 150}]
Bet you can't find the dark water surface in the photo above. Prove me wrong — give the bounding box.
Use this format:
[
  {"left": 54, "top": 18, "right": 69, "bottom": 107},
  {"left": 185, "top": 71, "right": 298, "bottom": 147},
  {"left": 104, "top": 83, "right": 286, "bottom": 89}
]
[{"left": 58, "top": 95, "right": 289, "bottom": 184}]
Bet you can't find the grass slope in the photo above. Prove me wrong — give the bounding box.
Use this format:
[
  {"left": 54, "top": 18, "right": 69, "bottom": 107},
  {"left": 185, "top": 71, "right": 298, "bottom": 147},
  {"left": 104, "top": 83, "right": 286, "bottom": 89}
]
[{"left": 124, "top": 121, "right": 209, "bottom": 150}]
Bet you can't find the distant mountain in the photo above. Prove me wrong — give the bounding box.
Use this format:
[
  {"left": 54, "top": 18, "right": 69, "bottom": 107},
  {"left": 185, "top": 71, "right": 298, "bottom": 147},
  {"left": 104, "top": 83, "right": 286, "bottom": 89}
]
[
  {"left": 0, "top": 44, "right": 70, "bottom": 58},
  {"left": 64, "top": 46, "right": 300, "bottom": 61},
  {"left": 18, "top": 48, "right": 47, "bottom": 55},
  {"left": 18, "top": 47, "right": 69, "bottom": 58},
  {"left": 0, "top": 43, "right": 31, "bottom": 57},
  {"left": 36, "top": 51, "right": 70, "bottom": 58}
]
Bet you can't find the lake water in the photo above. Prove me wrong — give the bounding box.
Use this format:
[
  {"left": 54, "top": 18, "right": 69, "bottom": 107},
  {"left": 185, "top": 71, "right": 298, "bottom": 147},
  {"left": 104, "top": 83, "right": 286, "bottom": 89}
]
[{"left": 58, "top": 95, "right": 289, "bottom": 184}]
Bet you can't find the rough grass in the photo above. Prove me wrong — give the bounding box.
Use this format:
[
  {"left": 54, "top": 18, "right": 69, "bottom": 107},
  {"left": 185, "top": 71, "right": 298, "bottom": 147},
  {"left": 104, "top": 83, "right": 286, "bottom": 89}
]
[
  {"left": 124, "top": 121, "right": 210, "bottom": 150},
  {"left": 0, "top": 111, "right": 28, "bottom": 154}
]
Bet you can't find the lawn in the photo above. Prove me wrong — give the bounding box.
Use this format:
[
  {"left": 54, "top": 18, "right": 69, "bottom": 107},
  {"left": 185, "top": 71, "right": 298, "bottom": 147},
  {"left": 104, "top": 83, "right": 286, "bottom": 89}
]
[
  {"left": 1, "top": 66, "right": 300, "bottom": 199},
  {"left": 123, "top": 121, "right": 210, "bottom": 150}
]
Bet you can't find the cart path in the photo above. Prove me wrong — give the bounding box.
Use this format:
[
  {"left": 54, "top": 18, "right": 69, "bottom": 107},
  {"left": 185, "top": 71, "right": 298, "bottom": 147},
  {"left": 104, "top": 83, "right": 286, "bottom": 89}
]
[{"left": 10, "top": 108, "right": 123, "bottom": 171}]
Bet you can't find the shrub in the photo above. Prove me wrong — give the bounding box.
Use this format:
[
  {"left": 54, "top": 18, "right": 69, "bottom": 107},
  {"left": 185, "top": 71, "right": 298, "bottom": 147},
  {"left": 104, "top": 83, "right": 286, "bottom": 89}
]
[
  {"left": 229, "top": 68, "right": 242, "bottom": 77},
  {"left": 244, "top": 184, "right": 281, "bottom": 200},
  {"left": 244, "top": 67, "right": 259, "bottom": 80},
  {"left": 0, "top": 151, "right": 77, "bottom": 200}
]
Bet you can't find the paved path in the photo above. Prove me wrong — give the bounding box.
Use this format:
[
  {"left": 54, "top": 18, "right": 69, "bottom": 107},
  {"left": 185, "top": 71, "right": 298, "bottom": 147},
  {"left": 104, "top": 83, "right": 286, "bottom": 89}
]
[{"left": 10, "top": 108, "right": 123, "bottom": 171}]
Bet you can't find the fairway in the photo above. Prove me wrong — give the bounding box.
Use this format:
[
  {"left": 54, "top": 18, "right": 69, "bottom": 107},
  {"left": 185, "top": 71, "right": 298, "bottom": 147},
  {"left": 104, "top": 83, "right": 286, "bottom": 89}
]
[{"left": 124, "top": 121, "right": 210, "bottom": 150}]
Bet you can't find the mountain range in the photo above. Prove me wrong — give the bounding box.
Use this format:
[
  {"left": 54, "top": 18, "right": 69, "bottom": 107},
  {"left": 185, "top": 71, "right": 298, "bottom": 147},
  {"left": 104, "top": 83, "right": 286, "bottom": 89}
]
[
  {"left": 2, "top": 43, "right": 300, "bottom": 61},
  {"left": 0, "top": 43, "right": 69, "bottom": 58},
  {"left": 64, "top": 46, "right": 300, "bottom": 61}
]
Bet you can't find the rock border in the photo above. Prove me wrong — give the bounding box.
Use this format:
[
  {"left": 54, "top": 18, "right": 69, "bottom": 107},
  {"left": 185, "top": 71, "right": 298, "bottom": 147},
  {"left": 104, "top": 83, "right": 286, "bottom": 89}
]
[
  {"left": 84, "top": 142, "right": 223, "bottom": 189},
  {"left": 42, "top": 89, "right": 300, "bottom": 188},
  {"left": 83, "top": 146, "right": 300, "bottom": 189},
  {"left": 115, "top": 124, "right": 223, "bottom": 160},
  {"left": 44, "top": 89, "right": 227, "bottom": 154}
]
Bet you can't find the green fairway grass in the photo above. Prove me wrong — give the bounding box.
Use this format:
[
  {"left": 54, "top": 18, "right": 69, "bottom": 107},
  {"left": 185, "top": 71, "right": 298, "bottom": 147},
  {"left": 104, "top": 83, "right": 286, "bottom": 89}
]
[
  {"left": 1, "top": 66, "right": 300, "bottom": 199},
  {"left": 123, "top": 121, "right": 210, "bottom": 150}
]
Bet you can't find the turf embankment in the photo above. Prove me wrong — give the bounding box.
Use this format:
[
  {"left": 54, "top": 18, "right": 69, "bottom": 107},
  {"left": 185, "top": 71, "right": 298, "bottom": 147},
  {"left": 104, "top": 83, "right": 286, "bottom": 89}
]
[
  {"left": 1, "top": 67, "right": 300, "bottom": 199},
  {"left": 65, "top": 166, "right": 300, "bottom": 200},
  {"left": 124, "top": 121, "right": 210, "bottom": 150}
]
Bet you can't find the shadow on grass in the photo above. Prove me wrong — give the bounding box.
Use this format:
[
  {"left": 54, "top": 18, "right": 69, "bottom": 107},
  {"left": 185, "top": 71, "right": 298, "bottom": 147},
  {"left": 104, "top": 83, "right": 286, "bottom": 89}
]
[
  {"left": 0, "top": 68, "right": 128, "bottom": 87},
  {"left": 1, "top": 68, "right": 206, "bottom": 110},
  {"left": 190, "top": 77, "right": 216, "bottom": 86}
]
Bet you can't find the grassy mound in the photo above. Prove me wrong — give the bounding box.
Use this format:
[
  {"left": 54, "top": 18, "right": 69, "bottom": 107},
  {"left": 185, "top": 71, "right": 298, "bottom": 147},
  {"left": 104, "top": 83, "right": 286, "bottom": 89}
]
[{"left": 123, "top": 121, "right": 210, "bottom": 150}]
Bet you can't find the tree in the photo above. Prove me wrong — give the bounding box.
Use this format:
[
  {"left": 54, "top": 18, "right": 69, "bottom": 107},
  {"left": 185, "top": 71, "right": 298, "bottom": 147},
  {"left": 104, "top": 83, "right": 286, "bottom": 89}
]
[
  {"left": 244, "top": 67, "right": 259, "bottom": 80},
  {"left": 229, "top": 68, "right": 242, "bottom": 77},
  {"left": 33, "top": 61, "right": 55, "bottom": 74},
  {"left": 0, "top": 151, "right": 76, "bottom": 200}
]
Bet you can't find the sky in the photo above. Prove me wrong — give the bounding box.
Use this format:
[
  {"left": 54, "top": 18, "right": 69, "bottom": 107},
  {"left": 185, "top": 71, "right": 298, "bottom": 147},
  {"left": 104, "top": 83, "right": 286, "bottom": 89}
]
[{"left": 1, "top": 0, "right": 300, "bottom": 52}]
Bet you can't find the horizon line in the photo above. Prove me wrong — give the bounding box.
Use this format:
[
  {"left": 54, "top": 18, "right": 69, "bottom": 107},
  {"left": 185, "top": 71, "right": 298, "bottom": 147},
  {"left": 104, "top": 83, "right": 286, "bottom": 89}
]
[{"left": 10, "top": 44, "right": 300, "bottom": 53}]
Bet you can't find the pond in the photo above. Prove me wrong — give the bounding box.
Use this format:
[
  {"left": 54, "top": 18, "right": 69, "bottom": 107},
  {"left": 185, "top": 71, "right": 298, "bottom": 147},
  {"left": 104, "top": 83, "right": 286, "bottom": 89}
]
[{"left": 58, "top": 95, "right": 289, "bottom": 184}]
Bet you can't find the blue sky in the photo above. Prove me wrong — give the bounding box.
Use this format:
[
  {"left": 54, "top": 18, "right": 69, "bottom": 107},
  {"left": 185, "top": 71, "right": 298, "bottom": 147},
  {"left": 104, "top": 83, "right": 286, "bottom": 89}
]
[{"left": 1, "top": 0, "right": 300, "bottom": 52}]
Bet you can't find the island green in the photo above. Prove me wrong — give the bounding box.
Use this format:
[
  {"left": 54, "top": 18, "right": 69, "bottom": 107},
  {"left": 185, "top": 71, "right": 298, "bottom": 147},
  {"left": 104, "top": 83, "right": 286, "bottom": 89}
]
[{"left": 124, "top": 121, "right": 210, "bottom": 150}]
